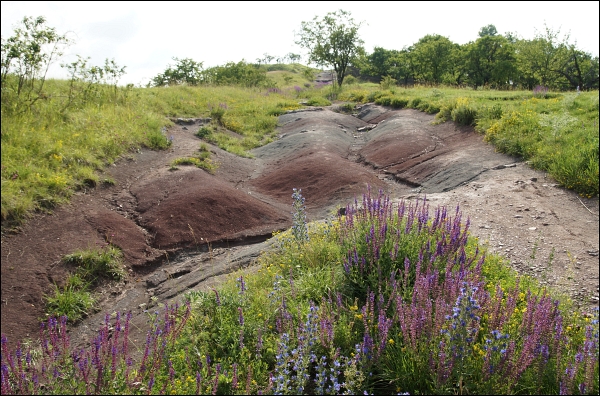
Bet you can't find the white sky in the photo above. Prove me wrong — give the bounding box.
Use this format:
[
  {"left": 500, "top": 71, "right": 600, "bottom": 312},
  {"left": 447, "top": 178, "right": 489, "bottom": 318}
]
[{"left": 2, "top": 1, "right": 599, "bottom": 86}]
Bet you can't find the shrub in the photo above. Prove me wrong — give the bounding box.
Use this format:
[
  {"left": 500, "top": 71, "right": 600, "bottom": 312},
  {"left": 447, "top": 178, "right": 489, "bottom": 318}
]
[
  {"left": 451, "top": 102, "right": 478, "bottom": 125},
  {"left": 344, "top": 75, "right": 357, "bottom": 85},
  {"left": 380, "top": 75, "right": 397, "bottom": 90},
  {"left": 306, "top": 97, "right": 332, "bottom": 106},
  {"left": 390, "top": 97, "right": 409, "bottom": 109},
  {"left": 196, "top": 125, "right": 214, "bottom": 139},
  {"left": 146, "top": 129, "right": 172, "bottom": 150},
  {"left": 409, "top": 97, "right": 422, "bottom": 107}
]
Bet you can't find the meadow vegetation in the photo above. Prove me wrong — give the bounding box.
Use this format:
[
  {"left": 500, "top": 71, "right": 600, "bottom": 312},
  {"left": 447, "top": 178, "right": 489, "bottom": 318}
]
[
  {"left": 2, "top": 189, "right": 598, "bottom": 394},
  {"left": 1, "top": 15, "right": 599, "bottom": 395}
]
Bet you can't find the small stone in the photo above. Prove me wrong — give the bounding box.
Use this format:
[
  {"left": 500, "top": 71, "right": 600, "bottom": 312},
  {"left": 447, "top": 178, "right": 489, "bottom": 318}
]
[
  {"left": 514, "top": 215, "right": 523, "bottom": 218},
  {"left": 528, "top": 227, "right": 537, "bottom": 231}
]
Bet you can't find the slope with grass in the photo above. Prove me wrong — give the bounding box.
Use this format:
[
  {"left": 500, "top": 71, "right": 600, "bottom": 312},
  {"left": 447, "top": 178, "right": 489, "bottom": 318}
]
[{"left": 1, "top": 76, "right": 598, "bottom": 394}]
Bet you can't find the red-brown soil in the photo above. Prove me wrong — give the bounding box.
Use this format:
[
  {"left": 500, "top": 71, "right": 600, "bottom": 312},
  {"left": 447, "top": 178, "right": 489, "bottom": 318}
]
[{"left": 1, "top": 104, "right": 598, "bottom": 351}]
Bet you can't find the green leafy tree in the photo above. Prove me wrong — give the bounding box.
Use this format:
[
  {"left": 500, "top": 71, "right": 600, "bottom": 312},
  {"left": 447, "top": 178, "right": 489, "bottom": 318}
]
[
  {"left": 553, "top": 46, "right": 599, "bottom": 90},
  {"left": 151, "top": 57, "right": 204, "bottom": 87},
  {"left": 286, "top": 52, "right": 302, "bottom": 63},
  {"left": 513, "top": 25, "right": 568, "bottom": 89},
  {"left": 358, "top": 47, "right": 399, "bottom": 81},
  {"left": 410, "top": 34, "right": 456, "bottom": 84},
  {"left": 464, "top": 35, "right": 516, "bottom": 89},
  {"left": 295, "top": 9, "right": 365, "bottom": 87},
  {"left": 1, "top": 16, "right": 71, "bottom": 108},
  {"left": 478, "top": 24, "right": 498, "bottom": 37},
  {"left": 514, "top": 25, "right": 599, "bottom": 90}
]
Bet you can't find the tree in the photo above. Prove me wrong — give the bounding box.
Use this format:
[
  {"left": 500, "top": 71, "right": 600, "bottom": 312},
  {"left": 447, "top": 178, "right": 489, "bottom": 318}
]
[
  {"left": 1, "top": 16, "right": 71, "bottom": 107},
  {"left": 295, "top": 9, "right": 364, "bottom": 86},
  {"left": 478, "top": 24, "right": 498, "bottom": 37},
  {"left": 410, "top": 34, "right": 456, "bottom": 84},
  {"left": 464, "top": 35, "right": 516, "bottom": 89},
  {"left": 150, "top": 57, "right": 204, "bottom": 87}
]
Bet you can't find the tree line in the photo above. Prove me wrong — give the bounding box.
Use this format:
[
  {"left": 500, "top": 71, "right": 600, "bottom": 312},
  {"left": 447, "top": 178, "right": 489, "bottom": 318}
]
[
  {"left": 354, "top": 24, "right": 598, "bottom": 90},
  {"left": 295, "top": 11, "right": 598, "bottom": 91}
]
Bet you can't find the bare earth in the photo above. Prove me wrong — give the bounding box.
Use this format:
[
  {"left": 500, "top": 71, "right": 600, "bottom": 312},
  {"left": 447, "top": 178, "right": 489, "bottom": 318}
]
[{"left": 1, "top": 102, "right": 598, "bottom": 351}]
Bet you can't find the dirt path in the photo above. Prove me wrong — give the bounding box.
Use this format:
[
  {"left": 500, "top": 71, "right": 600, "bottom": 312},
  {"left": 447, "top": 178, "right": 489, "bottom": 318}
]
[{"left": 1, "top": 105, "right": 598, "bottom": 351}]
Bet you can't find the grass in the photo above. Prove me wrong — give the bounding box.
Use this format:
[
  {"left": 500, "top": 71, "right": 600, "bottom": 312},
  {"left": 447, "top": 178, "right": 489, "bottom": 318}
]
[
  {"left": 170, "top": 143, "right": 217, "bottom": 173},
  {"left": 3, "top": 189, "right": 598, "bottom": 394},
  {"left": 44, "top": 244, "right": 126, "bottom": 322}
]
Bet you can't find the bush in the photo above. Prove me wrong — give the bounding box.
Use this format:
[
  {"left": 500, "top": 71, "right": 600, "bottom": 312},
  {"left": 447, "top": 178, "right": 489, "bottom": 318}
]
[
  {"left": 146, "top": 129, "right": 172, "bottom": 149},
  {"left": 306, "top": 97, "right": 332, "bottom": 106},
  {"left": 344, "top": 75, "right": 357, "bottom": 85},
  {"left": 451, "top": 103, "right": 478, "bottom": 125},
  {"left": 380, "top": 75, "right": 397, "bottom": 90},
  {"left": 409, "top": 97, "right": 422, "bottom": 107},
  {"left": 390, "top": 97, "right": 409, "bottom": 109}
]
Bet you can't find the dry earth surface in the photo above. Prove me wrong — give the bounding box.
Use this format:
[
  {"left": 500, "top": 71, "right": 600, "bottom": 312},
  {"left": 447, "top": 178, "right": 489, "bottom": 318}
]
[{"left": 1, "top": 96, "right": 598, "bottom": 353}]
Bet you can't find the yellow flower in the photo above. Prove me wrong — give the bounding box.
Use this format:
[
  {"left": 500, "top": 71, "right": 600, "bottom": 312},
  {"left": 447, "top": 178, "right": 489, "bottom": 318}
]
[
  {"left": 349, "top": 305, "right": 358, "bottom": 312},
  {"left": 388, "top": 339, "right": 394, "bottom": 345},
  {"left": 355, "top": 314, "right": 363, "bottom": 320}
]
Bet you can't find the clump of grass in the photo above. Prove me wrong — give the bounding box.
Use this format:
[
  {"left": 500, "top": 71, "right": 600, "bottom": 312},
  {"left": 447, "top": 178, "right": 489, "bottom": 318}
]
[
  {"left": 44, "top": 274, "right": 95, "bottom": 322},
  {"left": 63, "top": 244, "right": 126, "bottom": 282},
  {"left": 44, "top": 245, "right": 125, "bottom": 322},
  {"left": 170, "top": 143, "right": 217, "bottom": 173}
]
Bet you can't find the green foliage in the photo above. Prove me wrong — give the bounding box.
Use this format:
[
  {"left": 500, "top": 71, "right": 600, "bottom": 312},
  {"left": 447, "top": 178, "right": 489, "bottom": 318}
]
[
  {"left": 478, "top": 24, "right": 498, "bottom": 37},
  {"left": 205, "top": 60, "right": 269, "bottom": 87},
  {"left": 463, "top": 35, "right": 517, "bottom": 89},
  {"left": 196, "top": 125, "right": 214, "bottom": 139},
  {"left": 306, "top": 96, "right": 332, "bottom": 106},
  {"left": 44, "top": 244, "right": 127, "bottom": 322},
  {"left": 170, "top": 144, "right": 217, "bottom": 173},
  {"left": 344, "top": 75, "right": 357, "bottom": 85},
  {"left": 45, "top": 245, "right": 124, "bottom": 322},
  {"left": 61, "top": 55, "right": 128, "bottom": 109},
  {"left": 379, "top": 75, "right": 396, "bottom": 90},
  {"left": 296, "top": 9, "right": 365, "bottom": 86},
  {"left": 44, "top": 275, "right": 95, "bottom": 322},
  {"left": 357, "top": 24, "right": 598, "bottom": 91},
  {"left": 150, "top": 57, "right": 204, "bottom": 87},
  {"left": 1, "top": 15, "right": 71, "bottom": 110},
  {"left": 62, "top": 245, "right": 126, "bottom": 282},
  {"left": 410, "top": 34, "right": 457, "bottom": 84}
]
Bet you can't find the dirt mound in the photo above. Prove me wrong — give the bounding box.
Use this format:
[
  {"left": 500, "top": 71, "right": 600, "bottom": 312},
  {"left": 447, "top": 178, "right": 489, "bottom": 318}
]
[
  {"left": 250, "top": 152, "right": 385, "bottom": 217},
  {"left": 358, "top": 107, "right": 515, "bottom": 191},
  {"left": 132, "top": 167, "right": 290, "bottom": 249},
  {"left": 1, "top": 104, "right": 597, "bottom": 351}
]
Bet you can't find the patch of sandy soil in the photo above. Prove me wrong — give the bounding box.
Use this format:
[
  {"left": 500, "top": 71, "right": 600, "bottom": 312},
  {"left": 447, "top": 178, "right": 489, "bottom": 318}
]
[{"left": 1, "top": 105, "right": 598, "bottom": 353}]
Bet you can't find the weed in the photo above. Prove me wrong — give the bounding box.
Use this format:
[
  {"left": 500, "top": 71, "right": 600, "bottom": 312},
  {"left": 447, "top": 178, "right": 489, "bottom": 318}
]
[
  {"left": 44, "top": 277, "right": 95, "bottom": 322},
  {"left": 62, "top": 245, "right": 125, "bottom": 283}
]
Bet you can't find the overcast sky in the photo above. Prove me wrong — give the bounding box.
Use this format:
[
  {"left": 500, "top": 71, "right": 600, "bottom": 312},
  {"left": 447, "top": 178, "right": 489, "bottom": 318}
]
[{"left": 2, "top": 1, "right": 599, "bottom": 86}]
